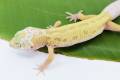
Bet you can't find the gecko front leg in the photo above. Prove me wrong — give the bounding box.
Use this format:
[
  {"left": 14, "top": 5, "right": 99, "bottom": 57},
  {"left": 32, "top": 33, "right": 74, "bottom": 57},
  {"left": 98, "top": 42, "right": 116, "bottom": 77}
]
[
  {"left": 37, "top": 46, "right": 55, "bottom": 72},
  {"left": 53, "top": 20, "right": 62, "bottom": 27},
  {"left": 47, "top": 20, "right": 62, "bottom": 29}
]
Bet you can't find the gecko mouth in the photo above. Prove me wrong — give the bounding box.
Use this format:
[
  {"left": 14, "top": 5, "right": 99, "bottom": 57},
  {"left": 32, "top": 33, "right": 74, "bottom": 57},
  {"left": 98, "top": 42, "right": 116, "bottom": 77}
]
[{"left": 13, "top": 48, "right": 38, "bottom": 56}]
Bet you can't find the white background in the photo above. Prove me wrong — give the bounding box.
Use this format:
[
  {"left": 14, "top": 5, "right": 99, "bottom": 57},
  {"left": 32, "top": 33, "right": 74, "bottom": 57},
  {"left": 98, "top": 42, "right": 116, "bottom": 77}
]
[{"left": 0, "top": 39, "right": 120, "bottom": 80}]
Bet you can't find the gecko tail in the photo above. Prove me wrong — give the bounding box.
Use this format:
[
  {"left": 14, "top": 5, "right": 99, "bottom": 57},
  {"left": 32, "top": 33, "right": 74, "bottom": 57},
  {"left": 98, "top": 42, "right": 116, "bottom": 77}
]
[{"left": 103, "top": 0, "right": 120, "bottom": 20}]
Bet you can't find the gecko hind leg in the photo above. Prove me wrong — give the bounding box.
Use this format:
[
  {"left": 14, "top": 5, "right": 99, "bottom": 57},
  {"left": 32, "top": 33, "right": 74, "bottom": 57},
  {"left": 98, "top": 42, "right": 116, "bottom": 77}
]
[
  {"left": 66, "top": 11, "right": 120, "bottom": 32},
  {"left": 66, "top": 10, "right": 96, "bottom": 22},
  {"left": 71, "top": 13, "right": 120, "bottom": 32},
  {"left": 78, "top": 14, "right": 120, "bottom": 32},
  {"left": 106, "top": 21, "right": 120, "bottom": 32}
]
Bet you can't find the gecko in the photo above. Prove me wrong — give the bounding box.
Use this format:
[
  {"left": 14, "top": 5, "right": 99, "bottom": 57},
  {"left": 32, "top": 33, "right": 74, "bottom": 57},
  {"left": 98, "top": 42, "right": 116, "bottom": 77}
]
[{"left": 10, "top": 0, "right": 120, "bottom": 72}]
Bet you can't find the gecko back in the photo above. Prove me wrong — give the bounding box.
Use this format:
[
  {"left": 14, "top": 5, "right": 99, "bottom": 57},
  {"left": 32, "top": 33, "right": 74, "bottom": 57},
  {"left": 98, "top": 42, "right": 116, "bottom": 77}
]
[{"left": 46, "top": 12, "right": 111, "bottom": 47}]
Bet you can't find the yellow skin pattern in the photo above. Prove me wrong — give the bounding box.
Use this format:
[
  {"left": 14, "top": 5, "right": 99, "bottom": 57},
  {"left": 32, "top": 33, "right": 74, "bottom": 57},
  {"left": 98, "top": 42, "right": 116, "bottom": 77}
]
[
  {"left": 46, "top": 12, "right": 111, "bottom": 47},
  {"left": 10, "top": 11, "right": 120, "bottom": 72}
]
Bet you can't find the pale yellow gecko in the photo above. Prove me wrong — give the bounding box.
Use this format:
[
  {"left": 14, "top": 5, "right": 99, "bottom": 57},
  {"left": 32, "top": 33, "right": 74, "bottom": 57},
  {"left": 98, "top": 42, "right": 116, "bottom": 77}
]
[{"left": 10, "top": 0, "right": 120, "bottom": 72}]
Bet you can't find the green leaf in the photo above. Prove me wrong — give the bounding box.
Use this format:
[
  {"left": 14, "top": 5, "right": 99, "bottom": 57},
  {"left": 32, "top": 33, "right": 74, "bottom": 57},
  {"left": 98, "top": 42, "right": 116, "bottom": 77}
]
[{"left": 1, "top": 0, "right": 120, "bottom": 61}]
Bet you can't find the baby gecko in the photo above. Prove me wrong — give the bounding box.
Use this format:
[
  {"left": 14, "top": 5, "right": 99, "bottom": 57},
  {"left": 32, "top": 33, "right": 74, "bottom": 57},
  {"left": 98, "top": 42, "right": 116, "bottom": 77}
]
[{"left": 10, "top": 0, "right": 120, "bottom": 72}]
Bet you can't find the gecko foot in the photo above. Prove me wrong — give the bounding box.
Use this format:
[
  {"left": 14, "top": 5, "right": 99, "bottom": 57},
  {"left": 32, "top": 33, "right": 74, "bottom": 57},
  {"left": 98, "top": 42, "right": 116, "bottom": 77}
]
[
  {"left": 34, "top": 64, "right": 46, "bottom": 75},
  {"left": 66, "top": 10, "right": 84, "bottom": 22}
]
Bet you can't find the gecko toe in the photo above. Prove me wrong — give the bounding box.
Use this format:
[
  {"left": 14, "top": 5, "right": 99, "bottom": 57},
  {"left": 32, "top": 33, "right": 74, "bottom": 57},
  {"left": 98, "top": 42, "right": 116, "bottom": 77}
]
[
  {"left": 65, "top": 12, "right": 73, "bottom": 15},
  {"left": 66, "top": 16, "right": 71, "bottom": 19}
]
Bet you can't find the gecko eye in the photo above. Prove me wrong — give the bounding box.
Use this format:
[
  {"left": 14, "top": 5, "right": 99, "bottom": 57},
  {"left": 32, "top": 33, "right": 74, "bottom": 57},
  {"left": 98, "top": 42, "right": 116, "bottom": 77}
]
[
  {"left": 30, "top": 46, "right": 33, "bottom": 48},
  {"left": 15, "top": 42, "right": 19, "bottom": 46},
  {"left": 18, "top": 44, "right": 21, "bottom": 47}
]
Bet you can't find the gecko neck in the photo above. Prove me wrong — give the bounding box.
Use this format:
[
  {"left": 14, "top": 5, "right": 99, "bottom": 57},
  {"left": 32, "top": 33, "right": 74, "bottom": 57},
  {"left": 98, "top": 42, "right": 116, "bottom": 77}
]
[{"left": 30, "top": 30, "right": 48, "bottom": 49}]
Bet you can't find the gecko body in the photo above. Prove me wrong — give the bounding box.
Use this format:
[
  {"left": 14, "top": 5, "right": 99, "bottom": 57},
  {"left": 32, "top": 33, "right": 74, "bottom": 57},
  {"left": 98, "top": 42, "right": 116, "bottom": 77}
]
[
  {"left": 10, "top": 0, "right": 120, "bottom": 72},
  {"left": 46, "top": 12, "right": 111, "bottom": 47}
]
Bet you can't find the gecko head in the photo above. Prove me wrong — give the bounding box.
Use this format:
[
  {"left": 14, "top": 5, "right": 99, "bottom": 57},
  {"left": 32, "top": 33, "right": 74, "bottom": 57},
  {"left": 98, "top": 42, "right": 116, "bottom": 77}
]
[{"left": 10, "top": 27, "right": 46, "bottom": 50}]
